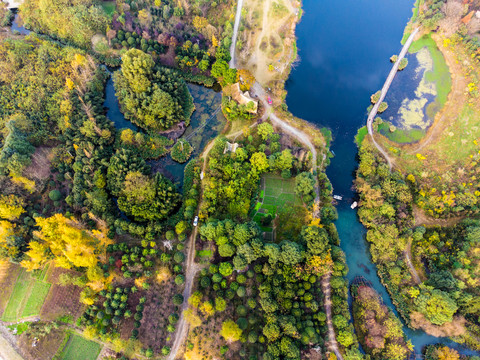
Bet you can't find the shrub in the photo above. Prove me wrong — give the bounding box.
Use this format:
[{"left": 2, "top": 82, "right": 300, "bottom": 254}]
[
  {"left": 172, "top": 294, "right": 184, "bottom": 305},
  {"left": 175, "top": 275, "right": 185, "bottom": 285},
  {"left": 49, "top": 190, "right": 62, "bottom": 201}
]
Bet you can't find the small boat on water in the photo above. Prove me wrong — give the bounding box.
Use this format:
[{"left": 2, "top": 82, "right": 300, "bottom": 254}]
[
  {"left": 333, "top": 195, "right": 343, "bottom": 201},
  {"left": 351, "top": 201, "right": 358, "bottom": 209}
]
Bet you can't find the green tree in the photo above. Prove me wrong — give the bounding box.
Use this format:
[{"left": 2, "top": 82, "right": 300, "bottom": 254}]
[
  {"left": 295, "top": 172, "right": 315, "bottom": 198},
  {"left": 415, "top": 287, "right": 458, "bottom": 325},
  {"left": 250, "top": 152, "right": 269, "bottom": 173},
  {"left": 219, "top": 262, "right": 233, "bottom": 277},
  {"left": 257, "top": 122, "right": 274, "bottom": 140}
]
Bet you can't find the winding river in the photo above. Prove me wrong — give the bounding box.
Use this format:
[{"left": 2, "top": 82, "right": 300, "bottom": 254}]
[{"left": 285, "top": 0, "right": 477, "bottom": 356}]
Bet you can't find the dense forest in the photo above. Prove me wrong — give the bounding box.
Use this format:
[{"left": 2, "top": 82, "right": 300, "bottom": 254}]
[{"left": 113, "top": 48, "right": 194, "bottom": 131}]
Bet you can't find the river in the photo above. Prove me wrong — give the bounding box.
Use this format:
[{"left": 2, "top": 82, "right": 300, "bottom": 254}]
[{"left": 285, "top": 0, "right": 478, "bottom": 356}]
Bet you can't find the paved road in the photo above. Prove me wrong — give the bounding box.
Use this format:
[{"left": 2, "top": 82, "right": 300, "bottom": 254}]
[
  {"left": 229, "top": 0, "right": 244, "bottom": 68},
  {"left": 366, "top": 27, "right": 420, "bottom": 170}
]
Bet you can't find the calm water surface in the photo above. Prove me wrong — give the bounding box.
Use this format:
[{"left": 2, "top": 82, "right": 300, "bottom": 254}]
[{"left": 286, "top": 0, "right": 478, "bottom": 355}]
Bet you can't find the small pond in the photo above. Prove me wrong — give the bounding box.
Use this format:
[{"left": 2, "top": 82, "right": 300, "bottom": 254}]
[{"left": 103, "top": 75, "right": 225, "bottom": 189}]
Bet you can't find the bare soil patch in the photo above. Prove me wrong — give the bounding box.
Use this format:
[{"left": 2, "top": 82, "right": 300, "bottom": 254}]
[
  {"left": 40, "top": 267, "right": 84, "bottom": 322},
  {"left": 24, "top": 147, "right": 53, "bottom": 182},
  {"left": 138, "top": 279, "right": 177, "bottom": 352},
  {"left": 238, "top": 0, "right": 300, "bottom": 86},
  {"left": 18, "top": 328, "right": 66, "bottom": 360}
]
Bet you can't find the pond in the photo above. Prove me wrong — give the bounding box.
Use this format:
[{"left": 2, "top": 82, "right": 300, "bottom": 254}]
[
  {"left": 285, "top": 0, "right": 478, "bottom": 356},
  {"left": 103, "top": 73, "right": 225, "bottom": 189}
]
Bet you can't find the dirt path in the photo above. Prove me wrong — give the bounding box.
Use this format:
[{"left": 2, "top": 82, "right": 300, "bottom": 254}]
[
  {"left": 0, "top": 324, "right": 24, "bottom": 360},
  {"left": 322, "top": 274, "right": 343, "bottom": 360},
  {"left": 413, "top": 205, "right": 464, "bottom": 227},
  {"left": 229, "top": 0, "right": 245, "bottom": 67},
  {"left": 404, "top": 240, "right": 421, "bottom": 285},
  {"left": 166, "top": 140, "right": 215, "bottom": 360},
  {"left": 367, "top": 28, "right": 420, "bottom": 170}
]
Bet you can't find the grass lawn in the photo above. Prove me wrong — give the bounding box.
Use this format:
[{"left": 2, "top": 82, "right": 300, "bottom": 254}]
[
  {"left": 22, "top": 281, "right": 51, "bottom": 318},
  {"left": 410, "top": 34, "right": 451, "bottom": 106},
  {"left": 101, "top": 1, "right": 116, "bottom": 18},
  {"left": 251, "top": 174, "right": 303, "bottom": 236},
  {"left": 2, "top": 266, "right": 51, "bottom": 322},
  {"left": 58, "top": 334, "right": 102, "bottom": 360},
  {"left": 355, "top": 126, "right": 368, "bottom": 146},
  {"left": 378, "top": 122, "right": 425, "bottom": 144}
]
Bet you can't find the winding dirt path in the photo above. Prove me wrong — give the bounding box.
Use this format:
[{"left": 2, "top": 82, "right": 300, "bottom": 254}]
[
  {"left": 367, "top": 28, "right": 420, "bottom": 170},
  {"left": 322, "top": 274, "right": 343, "bottom": 360},
  {"left": 404, "top": 240, "right": 421, "bottom": 285},
  {"left": 250, "top": 83, "right": 320, "bottom": 209}
]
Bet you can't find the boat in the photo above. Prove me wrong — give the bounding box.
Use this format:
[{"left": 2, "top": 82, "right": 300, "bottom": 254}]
[
  {"left": 333, "top": 195, "right": 343, "bottom": 201},
  {"left": 351, "top": 201, "right": 358, "bottom": 209}
]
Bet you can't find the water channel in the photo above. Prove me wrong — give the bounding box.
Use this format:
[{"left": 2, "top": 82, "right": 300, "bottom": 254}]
[{"left": 285, "top": 0, "right": 478, "bottom": 356}]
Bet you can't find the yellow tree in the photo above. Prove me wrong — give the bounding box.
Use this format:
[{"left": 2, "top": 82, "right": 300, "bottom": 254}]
[
  {"left": 21, "top": 214, "right": 111, "bottom": 272},
  {"left": 0, "top": 194, "right": 25, "bottom": 221},
  {"left": 435, "top": 346, "right": 460, "bottom": 360}
]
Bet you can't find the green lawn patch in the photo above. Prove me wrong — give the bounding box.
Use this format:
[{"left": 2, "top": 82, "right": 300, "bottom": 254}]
[
  {"left": 197, "top": 249, "right": 213, "bottom": 258},
  {"left": 409, "top": 34, "right": 451, "bottom": 106},
  {"left": 2, "top": 270, "right": 33, "bottom": 322},
  {"left": 355, "top": 126, "right": 368, "bottom": 146},
  {"left": 378, "top": 123, "right": 426, "bottom": 143},
  {"left": 2, "top": 266, "right": 52, "bottom": 322},
  {"left": 22, "top": 281, "right": 51, "bottom": 318},
  {"left": 57, "top": 334, "right": 102, "bottom": 360},
  {"left": 263, "top": 196, "right": 276, "bottom": 205},
  {"left": 101, "top": 1, "right": 116, "bottom": 18},
  {"left": 261, "top": 204, "right": 277, "bottom": 215},
  {"left": 251, "top": 175, "right": 303, "bottom": 232}
]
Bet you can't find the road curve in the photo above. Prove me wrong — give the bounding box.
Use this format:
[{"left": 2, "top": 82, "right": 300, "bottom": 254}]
[{"left": 366, "top": 27, "right": 420, "bottom": 170}]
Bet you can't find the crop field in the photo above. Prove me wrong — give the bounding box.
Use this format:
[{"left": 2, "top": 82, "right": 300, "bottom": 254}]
[
  {"left": 251, "top": 174, "right": 302, "bottom": 236},
  {"left": 0, "top": 261, "right": 21, "bottom": 317},
  {"left": 2, "top": 266, "right": 51, "bottom": 322},
  {"left": 57, "top": 334, "right": 102, "bottom": 360}
]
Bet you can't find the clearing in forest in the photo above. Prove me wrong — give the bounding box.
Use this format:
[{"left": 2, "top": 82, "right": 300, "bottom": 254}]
[
  {"left": 251, "top": 174, "right": 302, "bottom": 238},
  {"left": 1, "top": 265, "right": 51, "bottom": 322},
  {"left": 56, "top": 334, "right": 102, "bottom": 360},
  {"left": 238, "top": 0, "right": 300, "bottom": 85}
]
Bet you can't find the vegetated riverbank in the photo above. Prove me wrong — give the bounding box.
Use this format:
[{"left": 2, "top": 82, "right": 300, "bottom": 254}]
[
  {"left": 285, "top": 0, "right": 480, "bottom": 357},
  {"left": 353, "top": 1, "right": 480, "bottom": 353}
]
